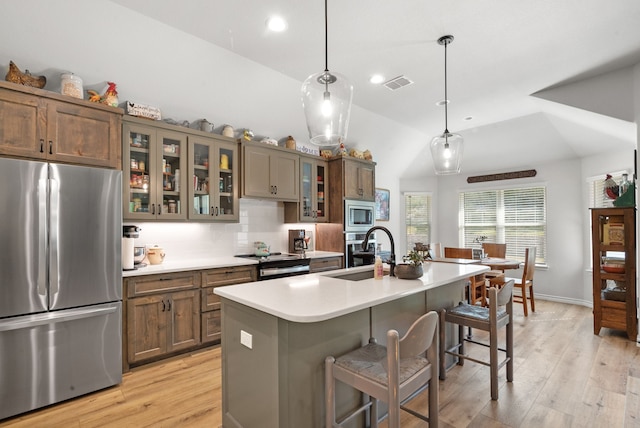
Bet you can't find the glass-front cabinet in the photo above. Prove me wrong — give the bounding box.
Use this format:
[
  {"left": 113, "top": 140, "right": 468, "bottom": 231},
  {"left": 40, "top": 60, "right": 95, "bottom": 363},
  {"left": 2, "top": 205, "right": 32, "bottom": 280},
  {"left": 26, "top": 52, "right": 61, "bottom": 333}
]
[
  {"left": 300, "top": 156, "right": 328, "bottom": 222},
  {"left": 188, "top": 137, "right": 238, "bottom": 221},
  {"left": 123, "top": 121, "right": 187, "bottom": 220}
]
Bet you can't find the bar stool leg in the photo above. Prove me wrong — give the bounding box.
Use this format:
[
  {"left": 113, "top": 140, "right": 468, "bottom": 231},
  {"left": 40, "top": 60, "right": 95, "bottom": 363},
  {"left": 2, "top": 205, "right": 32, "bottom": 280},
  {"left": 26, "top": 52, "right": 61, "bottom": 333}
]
[{"left": 325, "top": 356, "right": 335, "bottom": 427}]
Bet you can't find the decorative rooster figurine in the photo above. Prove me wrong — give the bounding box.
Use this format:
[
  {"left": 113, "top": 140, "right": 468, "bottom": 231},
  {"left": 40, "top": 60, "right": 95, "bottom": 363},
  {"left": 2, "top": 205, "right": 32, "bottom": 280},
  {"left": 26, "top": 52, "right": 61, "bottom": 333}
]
[
  {"left": 603, "top": 174, "right": 619, "bottom": 200},
  {"left": 102, "top": 82, "right": 119, "bottom": 107},
  {"left": 87, "top": 82, "right": 119, "bottom": 107}
]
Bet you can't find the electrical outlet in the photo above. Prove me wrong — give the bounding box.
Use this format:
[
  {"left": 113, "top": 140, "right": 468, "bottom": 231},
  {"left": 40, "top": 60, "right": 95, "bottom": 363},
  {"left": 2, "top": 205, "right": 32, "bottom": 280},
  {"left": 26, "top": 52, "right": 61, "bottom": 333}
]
[{"left": 240, "top": 330, "right": 253, "bottom": 349}]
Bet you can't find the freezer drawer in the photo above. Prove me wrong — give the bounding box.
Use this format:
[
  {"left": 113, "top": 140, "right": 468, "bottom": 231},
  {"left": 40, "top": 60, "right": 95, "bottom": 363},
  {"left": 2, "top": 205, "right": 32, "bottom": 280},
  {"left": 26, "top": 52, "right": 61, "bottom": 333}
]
[{"left": 0, "top": 302, "right": 122, "bottom": 420}]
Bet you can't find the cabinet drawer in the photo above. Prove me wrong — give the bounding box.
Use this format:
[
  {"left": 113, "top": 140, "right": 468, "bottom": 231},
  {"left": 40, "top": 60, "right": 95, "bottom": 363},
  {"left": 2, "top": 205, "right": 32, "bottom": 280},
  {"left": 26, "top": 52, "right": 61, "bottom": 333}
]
[
  {"left": 201, "top": 286, "right": 221, "bottom": 311},
  {"left": 126, "top": 271, "right": 200, "bottom": 297},
  {"left": 201, "top": 310, "right": 221, "bottom": 343},
  {"left": 201, "top": 265, "right": 257, "bottom": 287},
  {"left": 309, "top": 257, "right": 343, "bottom": 273}
]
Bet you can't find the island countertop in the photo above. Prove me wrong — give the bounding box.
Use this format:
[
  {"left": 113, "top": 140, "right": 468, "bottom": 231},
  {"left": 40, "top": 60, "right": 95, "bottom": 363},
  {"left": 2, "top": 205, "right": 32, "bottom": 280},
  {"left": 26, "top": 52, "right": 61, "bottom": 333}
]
[{"left": 214, "top": 261, "right": 488, "bottom": 323}]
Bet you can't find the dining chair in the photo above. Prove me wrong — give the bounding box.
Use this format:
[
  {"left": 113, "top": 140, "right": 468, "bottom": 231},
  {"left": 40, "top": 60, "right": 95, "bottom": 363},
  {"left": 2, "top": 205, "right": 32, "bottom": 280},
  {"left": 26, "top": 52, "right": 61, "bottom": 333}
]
[
  {"left": 505, "top": 247, "right": 536, "bottom": 316},
  {"left": 325, "top": 311, "right": 439, "bottom": 428},
  {"left": 482, "top": 243, "right": 506, "bottom": 259},
  {"left": 482, "top": 242, "right": 508, "bottom": 280},
  {"left": 430, "top": 242, "right": 442, "bottom": 258},
  {"left": 443, "top": 247, "right": 484, "bottom": 306},
  {"left": 439, "top": 280, "right": 514, "bottom": 400},
  {"left": 443, "top": 247, "right": 473, "bottom": 259}
]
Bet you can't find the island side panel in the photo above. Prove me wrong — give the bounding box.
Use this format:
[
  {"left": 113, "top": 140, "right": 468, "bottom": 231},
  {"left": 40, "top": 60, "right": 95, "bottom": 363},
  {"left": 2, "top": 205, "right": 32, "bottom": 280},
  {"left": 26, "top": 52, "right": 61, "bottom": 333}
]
[
  {"left": 278, "top": 311, "right": 369, "bottom": 427},
  {"left": 221, "top": 299, "right": 281, "bottom": 428},
  {"left": 221, "top": 298, "right": 370, "bottom": 428}
]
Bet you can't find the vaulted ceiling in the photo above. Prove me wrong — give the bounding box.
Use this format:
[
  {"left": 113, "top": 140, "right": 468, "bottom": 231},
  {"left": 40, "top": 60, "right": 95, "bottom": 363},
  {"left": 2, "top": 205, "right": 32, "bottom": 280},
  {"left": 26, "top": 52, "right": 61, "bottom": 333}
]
[{"left": 111, "top": 0, "right": 640, "bottom": 176}]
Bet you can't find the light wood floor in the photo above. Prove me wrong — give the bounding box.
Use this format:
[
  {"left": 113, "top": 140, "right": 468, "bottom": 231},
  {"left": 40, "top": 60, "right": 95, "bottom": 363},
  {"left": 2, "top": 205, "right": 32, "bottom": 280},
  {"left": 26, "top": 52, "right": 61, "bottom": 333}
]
[{"left": 1, "top": 299, "right": 638, "bottom": 427}]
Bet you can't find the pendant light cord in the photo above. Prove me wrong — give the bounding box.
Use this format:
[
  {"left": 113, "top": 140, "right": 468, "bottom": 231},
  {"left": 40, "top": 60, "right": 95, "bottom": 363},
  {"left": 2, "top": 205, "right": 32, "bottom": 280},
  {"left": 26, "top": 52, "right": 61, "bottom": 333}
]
[
  {"left": 443, "top": 38, "right": 449, "bottom": 134},
  {"left": 324, "top": 0, "right": 329, "bottom": 73}
]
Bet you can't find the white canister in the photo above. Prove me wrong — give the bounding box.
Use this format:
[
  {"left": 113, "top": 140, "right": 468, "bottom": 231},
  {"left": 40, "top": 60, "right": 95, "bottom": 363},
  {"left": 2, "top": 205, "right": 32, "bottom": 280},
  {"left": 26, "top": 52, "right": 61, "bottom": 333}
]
[{"left": 61, "top": 73, "right": 83, "bottom": 99}]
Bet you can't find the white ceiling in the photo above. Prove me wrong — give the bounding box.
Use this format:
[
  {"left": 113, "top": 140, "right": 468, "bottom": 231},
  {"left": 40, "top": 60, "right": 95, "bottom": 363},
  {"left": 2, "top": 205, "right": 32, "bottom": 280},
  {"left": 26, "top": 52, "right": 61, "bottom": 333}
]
[{"left": 111, "top": 0, "right": 640, "bottom": 177}]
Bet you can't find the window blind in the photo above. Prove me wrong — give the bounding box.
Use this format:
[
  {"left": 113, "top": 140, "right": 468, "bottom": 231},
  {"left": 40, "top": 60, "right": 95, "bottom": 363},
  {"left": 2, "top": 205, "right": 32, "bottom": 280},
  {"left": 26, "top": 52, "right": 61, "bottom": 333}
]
[
  {"left": 459, "top": 187, "right": 546, "bottom": 264},
  {"left": 405, "top": 193, "right": 432, "bottom": 254}
]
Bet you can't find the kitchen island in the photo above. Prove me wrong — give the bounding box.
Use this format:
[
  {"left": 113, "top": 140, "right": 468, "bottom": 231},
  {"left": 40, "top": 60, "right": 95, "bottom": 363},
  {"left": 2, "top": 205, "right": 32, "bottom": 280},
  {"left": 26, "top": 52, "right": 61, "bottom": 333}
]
[{"left": 215, "top": 261, "right": 488, "bottom": 428}]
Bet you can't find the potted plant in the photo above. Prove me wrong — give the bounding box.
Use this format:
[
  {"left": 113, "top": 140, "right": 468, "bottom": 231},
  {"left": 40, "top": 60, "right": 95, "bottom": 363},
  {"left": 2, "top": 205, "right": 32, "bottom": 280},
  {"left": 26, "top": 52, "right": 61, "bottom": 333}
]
[{"left": 395, "top": 250, "right": 426, "bottom": 279}]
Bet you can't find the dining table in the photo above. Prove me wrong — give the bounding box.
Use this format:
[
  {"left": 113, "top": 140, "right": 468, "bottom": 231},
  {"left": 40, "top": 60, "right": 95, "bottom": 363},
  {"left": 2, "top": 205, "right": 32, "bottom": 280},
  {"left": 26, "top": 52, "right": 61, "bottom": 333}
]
[{"left": 479, "top": 257, "right": 521, "bottom": 271}]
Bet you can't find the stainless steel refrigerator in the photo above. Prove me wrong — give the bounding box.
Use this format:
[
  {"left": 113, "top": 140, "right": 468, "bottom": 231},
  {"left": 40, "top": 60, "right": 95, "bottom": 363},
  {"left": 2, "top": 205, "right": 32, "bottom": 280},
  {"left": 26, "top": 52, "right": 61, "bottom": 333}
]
[{"left": 0, "top": 158, "right": 122, "bottom": 420}]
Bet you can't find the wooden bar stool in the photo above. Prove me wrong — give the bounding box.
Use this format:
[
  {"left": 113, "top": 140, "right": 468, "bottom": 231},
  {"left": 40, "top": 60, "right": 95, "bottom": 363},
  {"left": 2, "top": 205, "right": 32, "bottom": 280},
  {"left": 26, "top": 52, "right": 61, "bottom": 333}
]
[
  {"left": 439, "top": 281, "right": 514, "bottom": 400},
  {"left": 325, "top": 311, "right": 439, "bottom": 427}
]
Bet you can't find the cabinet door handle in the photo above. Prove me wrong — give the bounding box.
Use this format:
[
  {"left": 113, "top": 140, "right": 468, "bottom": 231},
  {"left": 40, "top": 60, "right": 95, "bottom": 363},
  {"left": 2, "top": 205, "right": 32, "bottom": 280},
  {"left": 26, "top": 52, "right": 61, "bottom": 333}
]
[
  {"left": 211, "top": 207, "right": 215, "bottom": 216},
  {"left": 48, "top": 140, "right": 53, "bottom": 155},
  {"left": 151, "top": 204, "right": 156, "bottom": 215},
  {"left": 162, "top": 300, "right": 166, "bottom": 312},
  {"left": 39, "top": 139, "right": 44, "bottom": 153},
  {"left": 167, "top": 299, "right": 172, "bottom": 312},
  {"left": 158, "top": 204, "right": 162, "bottom": 215},
  {"left": 215, "top": 206, "right": 219, "bottom": 216},
  {"left": 274, "top": 185, "right": 278, "bottom": 194}
]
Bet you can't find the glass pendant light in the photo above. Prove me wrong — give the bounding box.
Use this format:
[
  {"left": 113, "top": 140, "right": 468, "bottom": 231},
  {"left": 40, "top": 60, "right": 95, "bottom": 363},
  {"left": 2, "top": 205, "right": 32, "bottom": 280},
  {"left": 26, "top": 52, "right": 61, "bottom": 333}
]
[
  {"left": 301, "top": 0, "right": 353, "bottom": 147},
  {"left": 430, "top": 35, "right": 463, "bottom": 175}
]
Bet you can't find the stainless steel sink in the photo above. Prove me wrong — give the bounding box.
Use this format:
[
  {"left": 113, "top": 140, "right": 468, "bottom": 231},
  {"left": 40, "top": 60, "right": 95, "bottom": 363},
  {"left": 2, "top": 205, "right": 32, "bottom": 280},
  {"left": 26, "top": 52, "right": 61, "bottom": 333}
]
[{"left": 328, "top": 270, "right": 388, "bottom": 281}]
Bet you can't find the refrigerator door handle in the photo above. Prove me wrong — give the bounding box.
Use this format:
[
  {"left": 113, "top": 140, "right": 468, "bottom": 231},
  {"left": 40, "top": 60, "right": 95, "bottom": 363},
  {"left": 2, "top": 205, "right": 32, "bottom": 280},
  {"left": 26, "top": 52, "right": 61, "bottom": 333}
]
[
  {"left": 49, "top": 176, "right": 60, "bottom": 298},
  {"left": 0, "top": 305, "right": 118, "bottom": 332},
  {"left": 37, "top": 176, "right": 48, "bottom": 298}
]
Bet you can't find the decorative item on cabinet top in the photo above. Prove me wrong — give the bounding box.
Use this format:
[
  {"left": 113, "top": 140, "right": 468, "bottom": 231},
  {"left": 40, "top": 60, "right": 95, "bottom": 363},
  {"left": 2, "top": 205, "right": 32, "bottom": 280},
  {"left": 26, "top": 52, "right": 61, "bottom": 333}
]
[
  {"left": 126, "top": 101, "right": 162, "bottom": 120},
  {"left": 5, "top": 60, "right": 46, "bottom": 88}
]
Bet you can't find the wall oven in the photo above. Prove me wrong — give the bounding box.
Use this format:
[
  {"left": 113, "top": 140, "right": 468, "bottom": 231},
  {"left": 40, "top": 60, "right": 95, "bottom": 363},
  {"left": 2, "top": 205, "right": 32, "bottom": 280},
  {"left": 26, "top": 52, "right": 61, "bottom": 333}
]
[
  {"left": 345, "top": 232, "right": 376, "bottom": 268},
  {"left": 344, "top": 200, "right": 375, "bottom": 232}
]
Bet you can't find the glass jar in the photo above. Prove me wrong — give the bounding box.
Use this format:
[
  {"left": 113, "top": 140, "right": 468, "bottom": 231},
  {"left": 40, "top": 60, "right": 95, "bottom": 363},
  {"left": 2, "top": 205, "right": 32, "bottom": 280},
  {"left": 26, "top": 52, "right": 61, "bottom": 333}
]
[
  {"left": 60, "top": 73, "right": 83, "bottom": 99},
  {"left": 168, "top": 200, "right": 177, "bottom": 213},
  {"left": 619, "top": 173, "right": 631, "bottom": 196}
]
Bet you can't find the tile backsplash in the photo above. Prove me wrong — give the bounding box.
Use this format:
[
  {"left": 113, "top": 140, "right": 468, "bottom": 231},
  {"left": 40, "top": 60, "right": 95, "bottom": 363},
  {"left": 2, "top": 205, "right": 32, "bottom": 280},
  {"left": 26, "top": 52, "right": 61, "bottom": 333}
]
[{"left": 129, "top": 199, "right": 311, "bottom": 259}]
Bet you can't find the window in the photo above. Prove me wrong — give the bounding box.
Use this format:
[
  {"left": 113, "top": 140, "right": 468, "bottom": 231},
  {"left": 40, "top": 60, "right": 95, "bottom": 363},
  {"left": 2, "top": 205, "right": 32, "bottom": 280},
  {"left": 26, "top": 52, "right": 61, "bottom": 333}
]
[
  {"left": 459, "top": 187, "right": 546, "bottom": 264},
  {"left": 404, "top": 193, "right": 432, "bottom": 254}
]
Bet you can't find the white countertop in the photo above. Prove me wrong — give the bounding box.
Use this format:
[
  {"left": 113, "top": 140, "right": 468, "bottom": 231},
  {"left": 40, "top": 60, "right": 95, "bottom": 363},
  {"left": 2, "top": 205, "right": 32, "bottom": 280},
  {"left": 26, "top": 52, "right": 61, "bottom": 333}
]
[
  {"left": 121, "top": 251, "right": 344, "bottom": 277},
  {"left": 214, "top": 261, "right": 489, "bottom": 323}
]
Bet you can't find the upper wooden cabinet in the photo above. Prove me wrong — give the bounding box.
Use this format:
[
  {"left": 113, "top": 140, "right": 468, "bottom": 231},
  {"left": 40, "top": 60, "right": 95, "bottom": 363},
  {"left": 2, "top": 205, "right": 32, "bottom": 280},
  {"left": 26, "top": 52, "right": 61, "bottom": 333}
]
[
  {"left": 123, "top": 118, "right": 188, "bottom": 221},
  {"left": 188, "top": 136, "right": 239, "bottom": 222},
  {"left": 241, "top": 142, "right": 299, "bottom": 201},
  {"left": 328, "top": 156, "right": 376, "bottom": 223},
  {"left": 342, "top": 158, "right": 375, "bottom": 200},
  {"left": 284, "top": 154, "right": 329, "bottom": 223},
  {"left": 0, "top": 81, "right": 122, "bottom": 169},
  {"left": 123, "top": 116, "right": 239, "bottom": 222}
]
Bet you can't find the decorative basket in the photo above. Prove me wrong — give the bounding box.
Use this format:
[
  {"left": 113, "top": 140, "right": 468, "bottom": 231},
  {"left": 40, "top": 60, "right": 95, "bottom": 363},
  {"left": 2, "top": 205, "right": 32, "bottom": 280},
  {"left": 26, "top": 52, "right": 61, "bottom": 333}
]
[{"left": 395, "top": 264, "right": 423, "bottom": 280}]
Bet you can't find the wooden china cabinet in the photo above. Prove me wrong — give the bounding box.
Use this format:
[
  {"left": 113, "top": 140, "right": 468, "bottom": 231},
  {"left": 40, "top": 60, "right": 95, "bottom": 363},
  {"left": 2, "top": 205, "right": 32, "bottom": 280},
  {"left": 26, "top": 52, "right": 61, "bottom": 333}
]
[{"left": 590, "top": 207, "right": 637, "bottom": 340}]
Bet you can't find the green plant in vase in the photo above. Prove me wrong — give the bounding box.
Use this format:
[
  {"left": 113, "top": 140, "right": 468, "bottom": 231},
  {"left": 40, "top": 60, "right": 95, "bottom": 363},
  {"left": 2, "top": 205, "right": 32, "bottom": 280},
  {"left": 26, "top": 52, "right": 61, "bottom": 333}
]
[{"left": 396, "top": 250, "right": 425, "bottom": 279}]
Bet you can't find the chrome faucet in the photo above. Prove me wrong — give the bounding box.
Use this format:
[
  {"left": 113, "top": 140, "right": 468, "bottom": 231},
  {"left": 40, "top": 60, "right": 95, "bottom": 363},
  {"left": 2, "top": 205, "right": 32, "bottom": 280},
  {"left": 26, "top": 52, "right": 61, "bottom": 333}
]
[{"left": 362, "top": 226, "right": 395, "bottom": 277}]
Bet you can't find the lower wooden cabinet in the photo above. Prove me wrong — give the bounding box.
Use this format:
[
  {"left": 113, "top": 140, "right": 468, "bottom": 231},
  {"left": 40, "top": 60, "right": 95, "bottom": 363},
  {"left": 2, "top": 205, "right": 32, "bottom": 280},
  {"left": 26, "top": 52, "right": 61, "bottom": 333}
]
[
  {"left": 127, "top": 289, "right": 200, "bottom": 364},
  {"left": 309, "top": 256, "right": 343, "bottom": 273},
  {"left": 123, "top": 264, "right": 257, "bottom": 370},
  {"left": 200, "top": 265, "right": 257, "bottom": 344}
]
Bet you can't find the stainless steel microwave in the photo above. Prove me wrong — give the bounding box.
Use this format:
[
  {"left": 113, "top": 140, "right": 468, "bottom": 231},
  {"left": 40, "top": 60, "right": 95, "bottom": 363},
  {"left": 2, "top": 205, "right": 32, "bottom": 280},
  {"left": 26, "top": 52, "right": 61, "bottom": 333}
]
[{"left": 344, "top": 200, "right": 375, "bottom": 231}]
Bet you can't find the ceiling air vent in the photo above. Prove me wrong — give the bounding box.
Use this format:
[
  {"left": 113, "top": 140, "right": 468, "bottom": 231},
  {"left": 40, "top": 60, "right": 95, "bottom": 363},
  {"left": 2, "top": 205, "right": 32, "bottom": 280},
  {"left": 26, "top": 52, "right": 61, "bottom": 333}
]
[{"left": 383, "top": 75, "right": 413, "bottom": 91}]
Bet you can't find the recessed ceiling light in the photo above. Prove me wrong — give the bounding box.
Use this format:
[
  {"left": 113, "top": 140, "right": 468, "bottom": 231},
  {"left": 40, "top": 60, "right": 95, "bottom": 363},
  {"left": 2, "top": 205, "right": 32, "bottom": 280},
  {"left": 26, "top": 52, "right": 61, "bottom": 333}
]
[
  {"left": 369, "top": 74, "right": 385, "bottom": 84},
  {"left": 266, "top": 15, "right": 288, "bottom": 32},
  {"left": 464, "top": 116, "right": 474, "bottom": 121}
]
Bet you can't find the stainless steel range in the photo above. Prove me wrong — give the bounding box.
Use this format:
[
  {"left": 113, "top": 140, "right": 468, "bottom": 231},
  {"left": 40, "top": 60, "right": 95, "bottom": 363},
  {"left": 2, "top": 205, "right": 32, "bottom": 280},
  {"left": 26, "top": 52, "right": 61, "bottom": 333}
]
[{"left": 236, "top": 253, "right": 310, "bottom": 280}]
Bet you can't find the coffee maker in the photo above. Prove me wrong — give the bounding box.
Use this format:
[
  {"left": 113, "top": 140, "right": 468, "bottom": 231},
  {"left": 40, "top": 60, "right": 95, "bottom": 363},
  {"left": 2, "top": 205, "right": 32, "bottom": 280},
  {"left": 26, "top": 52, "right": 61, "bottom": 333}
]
[
  {"left": 288, "top": 229, "right": 306, "bottom": 254},
  {"left": 122, "top": 225, "right": 141, "bottom": 270}
]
